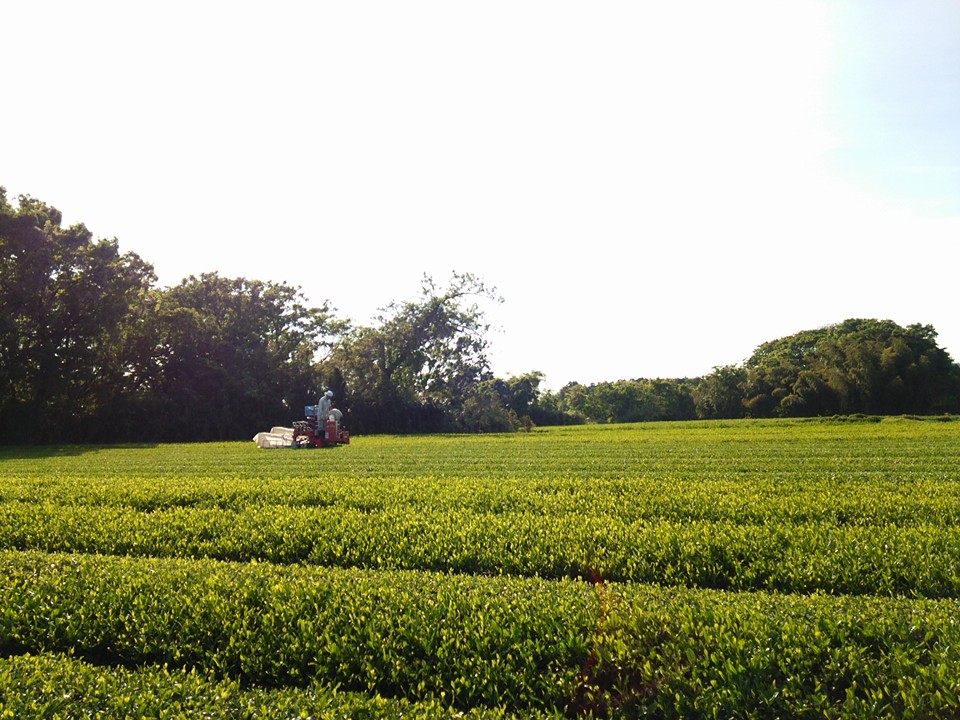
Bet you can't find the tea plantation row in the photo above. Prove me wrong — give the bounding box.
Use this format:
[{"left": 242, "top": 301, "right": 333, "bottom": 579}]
[
  {"left": 1, "top": 417, "right": 959, "bottom": 717},
  {"left": 3, "top": 500, "right": 960, "bottom": 597},
  {"left": 3, "top": 550, "right": 960, "bottom": 718}
]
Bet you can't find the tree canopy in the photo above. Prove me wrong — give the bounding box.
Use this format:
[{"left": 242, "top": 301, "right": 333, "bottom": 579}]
[
  {"left": 0, "top": 191, "right": 156, "bottom": 442},
  {"left": 2, "top": 187, "right": 958, "bottom": 443},
  {"left": 542, "top": 320, "right": 960, "bottom": 424},
  {"left": 739, "top": 319, "right": 960, "bottom": 418},
  {"left": 327, "top": 273, "right": 504, "bottom": 434}
]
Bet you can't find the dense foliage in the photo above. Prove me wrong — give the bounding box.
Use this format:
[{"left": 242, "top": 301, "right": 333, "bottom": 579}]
[
  {"left": 2, "top": 419, "right": 960, "bottom": 717},
  {"left": 328, "top": 273, "right": 504, "bottom": 434},
  {"left": 0, "top": 190, "right": 504, "bottom": 441},
  {"left": 0, "top": 192, "right": 155, "bottom": 442},
  {"left": 3, "top": 188, "right": 959, "bottom": 442},
  {"left": 537, "top": 320, "right": 960, "bottom": 423}
]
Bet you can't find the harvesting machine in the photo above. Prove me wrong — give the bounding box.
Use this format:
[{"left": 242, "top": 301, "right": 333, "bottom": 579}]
[
  {"left": 252, "top": 404, "right": 350, "bottom": 449},
  {"left": 292, "top": 404, "right": 350, "bottom": 448}
]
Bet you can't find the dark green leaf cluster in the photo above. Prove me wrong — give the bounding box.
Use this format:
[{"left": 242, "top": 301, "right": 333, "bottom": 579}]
[
  {"left": 6, "top": 498, "right": 960, "bottom": 597},
  {"left": 541, "top": 378, "right": 699, "bottom": 425}
]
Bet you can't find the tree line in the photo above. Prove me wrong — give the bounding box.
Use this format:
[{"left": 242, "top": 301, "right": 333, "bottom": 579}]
[
  {"left": 0, "top": 190, "right": 546, "bottom": 442},
  {"left": 2, "top": 189, "right": 959, "bottom": 443},
  {"left": 541, "top": 319, "right": 960, "bottom": 425}
]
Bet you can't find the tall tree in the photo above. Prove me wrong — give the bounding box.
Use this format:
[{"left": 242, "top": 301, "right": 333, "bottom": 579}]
[
  {"left": 329, "top": 273, "right": 501, "bottom": 433},
  {"left": 498, "top": 371, "right": 545, "bottom": 420},
  {"left": 692, "top": 365, "right": 747, "bottom": 419},
  {"left": 811, "top": 320, "right": 960, "bottom": 415},
  {"left": 739, "top": 319, "right": 960, "bottom": 417},
  {"left": 0, "top": 191, "right": 155, "bottom": 442},
  {"left": 145, "top": 273, "right": 344, "bottom": 440}
]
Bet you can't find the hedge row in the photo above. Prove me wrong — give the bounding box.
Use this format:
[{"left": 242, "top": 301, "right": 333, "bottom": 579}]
[
  {"left": 3, "top": 501, "right": 960, "bottom": 597},
  {"left": 3, "top": 551, "right": 960, "bottom": 717}
]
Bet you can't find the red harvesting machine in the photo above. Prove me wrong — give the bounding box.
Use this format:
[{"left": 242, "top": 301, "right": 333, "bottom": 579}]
[{"left": 292, "top": 404, "right": 350, "bottom": 448}]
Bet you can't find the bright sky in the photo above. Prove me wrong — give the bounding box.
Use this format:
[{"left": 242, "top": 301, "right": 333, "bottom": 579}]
[{"left": 3, "top": 1, "right": 958, "bottom": 390}]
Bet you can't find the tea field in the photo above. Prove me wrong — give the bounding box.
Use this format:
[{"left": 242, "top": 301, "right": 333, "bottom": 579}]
[{"left": 1, "top": 417, "right": 959, "bottom": 718}]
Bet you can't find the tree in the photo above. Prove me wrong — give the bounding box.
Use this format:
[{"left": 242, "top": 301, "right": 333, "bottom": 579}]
[
  {"left": 0, "top": 191, "right": 156, "bottom": 442},
  {"left": 738, "top": 319, "right": 960, "bottom": 417},
  {"left": 494, "top": 372, "right": 545, "bottom": 421},
  {"left": 458, "top": 379, "right": 519, "bottom": 432},
  {"left": 538, "top": 378, "right": 696, "bottom": 424},
  {"left": 329, "top": 273, "right": 501, "bottom": 433},
  {"left": 693, "top": 365, "right": 747, "bottom": 419},
  {"left": 811, "top": 320, "right": 960, "bottom": 415},
  {"left": 144, "top": 273, "right": 344, "bottom": 441},
  {"left": 547, "top": 382, "right": 591, "bottom": 423}
]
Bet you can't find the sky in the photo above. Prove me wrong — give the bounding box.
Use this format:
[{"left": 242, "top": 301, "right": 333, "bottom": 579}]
[{"left": 3, "top": 1, "right": 959, "bottom": 390}]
